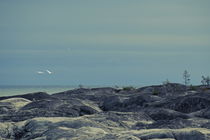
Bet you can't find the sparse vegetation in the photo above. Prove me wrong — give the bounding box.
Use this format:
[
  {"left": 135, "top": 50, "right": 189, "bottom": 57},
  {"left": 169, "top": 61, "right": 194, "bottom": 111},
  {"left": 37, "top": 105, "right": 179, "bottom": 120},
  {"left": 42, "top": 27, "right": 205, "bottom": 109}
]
[
  {"left": 152, "top": 89, "right": 160, "bottom": 95},
  {"left": 189, "top": 85, "right": 197, "bottom": 90},
  {"left": 122, "top": 86, "right": 135, "bottom": 91}
]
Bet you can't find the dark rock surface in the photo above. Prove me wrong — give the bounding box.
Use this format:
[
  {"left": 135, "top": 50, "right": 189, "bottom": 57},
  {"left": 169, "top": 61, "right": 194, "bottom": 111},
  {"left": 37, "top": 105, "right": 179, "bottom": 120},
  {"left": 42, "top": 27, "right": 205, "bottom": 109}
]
[{"left": 0, "top": 83, "right": 210, "bottom": 140}]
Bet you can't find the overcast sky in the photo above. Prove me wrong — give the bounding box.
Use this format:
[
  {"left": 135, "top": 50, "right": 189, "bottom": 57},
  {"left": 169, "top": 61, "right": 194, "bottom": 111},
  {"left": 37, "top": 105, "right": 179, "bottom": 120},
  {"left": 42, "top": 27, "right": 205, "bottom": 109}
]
[{"left": 0, "top": 0, "right": 210, "bottom": 86}]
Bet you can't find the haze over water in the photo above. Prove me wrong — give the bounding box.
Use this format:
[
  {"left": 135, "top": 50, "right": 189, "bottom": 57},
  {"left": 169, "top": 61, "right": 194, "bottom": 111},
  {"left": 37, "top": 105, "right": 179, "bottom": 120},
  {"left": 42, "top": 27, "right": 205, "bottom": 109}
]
[{"left": 0, "top": 85, "right": 77, "bottom": 96}]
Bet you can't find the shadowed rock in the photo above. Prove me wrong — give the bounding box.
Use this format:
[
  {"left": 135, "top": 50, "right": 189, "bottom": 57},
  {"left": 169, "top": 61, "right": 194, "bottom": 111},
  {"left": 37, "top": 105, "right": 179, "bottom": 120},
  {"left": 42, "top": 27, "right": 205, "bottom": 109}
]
[
  {"left": 0, "top": 98, "right": 101, "bottom": 122},
  {"left": 144, "top": 108, "right": 189, "bottom": 121},
  {"left": 152, "top": 94, "right": 210, "bottom": 113}
]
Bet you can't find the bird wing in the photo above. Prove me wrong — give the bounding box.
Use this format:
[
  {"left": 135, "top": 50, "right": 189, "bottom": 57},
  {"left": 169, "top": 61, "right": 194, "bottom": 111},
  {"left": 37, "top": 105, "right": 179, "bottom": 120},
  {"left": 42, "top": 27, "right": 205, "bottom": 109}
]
[
  {"left": 37, "top": 71, "right": 44, "bottom": 74},
  {"left": 46, "top": 70, "right": 52, "bottom": 74}
]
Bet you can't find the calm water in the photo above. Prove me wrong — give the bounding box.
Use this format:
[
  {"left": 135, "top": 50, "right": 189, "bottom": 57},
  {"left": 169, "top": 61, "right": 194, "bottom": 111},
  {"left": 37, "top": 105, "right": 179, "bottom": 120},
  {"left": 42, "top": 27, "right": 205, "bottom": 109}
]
[
  {"left": 0, "top": 85, "right": 79, "bottom": 97},
  {"left": 0, "top": 85, "right": 140, "bottom": 97}
]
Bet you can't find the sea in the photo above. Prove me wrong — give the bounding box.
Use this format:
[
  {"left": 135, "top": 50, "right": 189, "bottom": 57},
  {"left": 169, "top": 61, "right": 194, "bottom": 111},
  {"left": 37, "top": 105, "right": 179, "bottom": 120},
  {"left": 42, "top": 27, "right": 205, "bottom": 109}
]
[
  {"left": 0, "top": 85, "right": 140, "bottom": 97},
  {"left": 0, "top": 85, "right": 80, "bottom": 97}
]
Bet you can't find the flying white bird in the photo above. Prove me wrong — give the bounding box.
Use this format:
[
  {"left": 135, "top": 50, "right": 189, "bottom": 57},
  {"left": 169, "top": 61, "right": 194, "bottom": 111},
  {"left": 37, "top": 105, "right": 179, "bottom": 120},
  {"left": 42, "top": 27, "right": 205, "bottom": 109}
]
[
  {"left": 46, "top": 70, "right": 52, "bottom": 74},
  {"left": 37, "top": 71, "right": 44, "bottom": 74}
]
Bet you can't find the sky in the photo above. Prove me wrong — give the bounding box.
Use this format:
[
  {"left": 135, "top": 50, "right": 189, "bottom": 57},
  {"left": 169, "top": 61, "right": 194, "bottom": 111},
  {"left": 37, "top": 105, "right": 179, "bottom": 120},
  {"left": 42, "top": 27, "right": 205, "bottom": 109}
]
[{"left": 0, "top": 0, "right": 210, "bottom": 86}]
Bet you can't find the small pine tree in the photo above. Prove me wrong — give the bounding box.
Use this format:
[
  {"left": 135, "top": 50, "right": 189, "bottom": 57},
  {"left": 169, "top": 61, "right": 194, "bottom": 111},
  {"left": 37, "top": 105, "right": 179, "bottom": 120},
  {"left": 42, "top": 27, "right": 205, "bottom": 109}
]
[
  {"left": 201, "top": 76, "right": 206, "bottom": 86},
  {"left": 78, "top": 84, "right": 84, "bottom": 88},
  {"left": 201, "top": 76, "right": 210, "bottom": 87},
  {"left": 162, "top": 79, "right": 170, "bottom": 85},
  {"left": 206, "top": 76, "right": 210, "bottom": 86},
  {"left": 183, "top": 70, "right": 190, "bottom": 86}
]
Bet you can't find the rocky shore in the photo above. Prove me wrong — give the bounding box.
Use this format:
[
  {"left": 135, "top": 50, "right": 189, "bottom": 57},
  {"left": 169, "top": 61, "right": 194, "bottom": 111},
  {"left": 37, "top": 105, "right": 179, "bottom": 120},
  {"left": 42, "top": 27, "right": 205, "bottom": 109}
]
[{"left": 0, "top": 83, "right": 210, "bottom": 140}]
